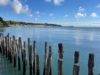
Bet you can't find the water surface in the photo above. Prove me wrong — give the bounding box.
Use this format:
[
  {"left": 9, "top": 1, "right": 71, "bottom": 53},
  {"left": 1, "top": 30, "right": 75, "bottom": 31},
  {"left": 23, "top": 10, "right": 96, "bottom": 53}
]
[{"left": 1, "top": 26, "right": 100, "bottom": 75}]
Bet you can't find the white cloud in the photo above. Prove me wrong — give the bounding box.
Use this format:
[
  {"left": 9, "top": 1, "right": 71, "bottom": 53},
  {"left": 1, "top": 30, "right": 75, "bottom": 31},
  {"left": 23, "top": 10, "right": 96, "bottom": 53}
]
[
  {"left": 35, "top": 11, "right": 40, "bottom": 15},
  {"left": 90, "top": 12, "right": 98, "bottom": 17},
  {"left": 78, "top": 6, "right": 85, "bottom": 12},
  {"left": 75, "top": 6, "right": 86, "bottom": 18},
  {"left": 0, "top": 0, "right": 33, "bottom": 17},
  {"left": 45, "top": 0, "right": 64, "bottom": 5},
  {"left": 34, "top": 11, "right": 41, "bottom": 18},
  {"left": 0, "top": 0, "right": 10, "bottom": 6},
  {"left": 64, "top": 14, "right": 68, "bottom": 17},
  {"left": 49, "top": 13, "right": 54, "bottom": 17},
  {"left": 75, "top": 12, "right": 86, "bottom": 17},
  {"left": 96, "top": 4, "right": 100, "bottom": 8},
  {"left": 12, "top": 0, "right": 22, "bottom": 14},
  {"left": 12, "top": 0, "right": 33, "bottom": 17},
  {"left": 29, "top": 14, "right": 33, "bottom": 17}
]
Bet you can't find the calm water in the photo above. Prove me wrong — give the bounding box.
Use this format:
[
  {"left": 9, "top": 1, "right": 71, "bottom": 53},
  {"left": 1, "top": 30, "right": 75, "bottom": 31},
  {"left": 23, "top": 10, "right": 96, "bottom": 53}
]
[{"left": 1, "top": 26, "right": 100, "bottom": 75}]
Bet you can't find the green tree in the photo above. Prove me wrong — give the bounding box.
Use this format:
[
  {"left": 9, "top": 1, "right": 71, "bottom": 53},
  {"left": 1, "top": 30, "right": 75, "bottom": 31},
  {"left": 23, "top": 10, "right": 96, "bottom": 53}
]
[{"left": 0, "top": 17, "right": 3, "bottom": 22}]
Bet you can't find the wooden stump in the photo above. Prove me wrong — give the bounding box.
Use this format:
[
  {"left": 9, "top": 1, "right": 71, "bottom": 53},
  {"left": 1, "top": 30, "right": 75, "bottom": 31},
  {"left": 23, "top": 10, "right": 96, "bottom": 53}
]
[
  {"left": 58, "top": 43, "right": 63, "bottom": 75},
  {"left": 43, "top": 42, "right": 47, "bottom": 75},
  {"left": 73, "top": 51, "right": 80, "bottom": 75},
  {"left": 88, "top": 53, "right": 94, "bottom": 75},
  {"left": 36, "top": 54, "right": 40, "bottom": 75},
  {"left": 33, "top": 41, "right": 36, "bottom": 74}
]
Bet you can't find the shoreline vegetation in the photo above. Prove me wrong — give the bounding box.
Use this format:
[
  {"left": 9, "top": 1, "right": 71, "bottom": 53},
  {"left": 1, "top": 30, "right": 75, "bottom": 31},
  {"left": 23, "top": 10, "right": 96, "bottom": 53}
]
[
  {"left": 0, "top": 17, "right": 100, "bottom": 31},
  {"left": 0, "top": 17, "right": 62, "bottom": 27}
]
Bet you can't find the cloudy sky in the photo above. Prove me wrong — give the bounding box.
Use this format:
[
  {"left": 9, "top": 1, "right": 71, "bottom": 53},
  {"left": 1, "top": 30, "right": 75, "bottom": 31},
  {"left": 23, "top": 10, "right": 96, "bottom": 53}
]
[{"left": 0, "top": 0, "right": 100, "bottom": 26}]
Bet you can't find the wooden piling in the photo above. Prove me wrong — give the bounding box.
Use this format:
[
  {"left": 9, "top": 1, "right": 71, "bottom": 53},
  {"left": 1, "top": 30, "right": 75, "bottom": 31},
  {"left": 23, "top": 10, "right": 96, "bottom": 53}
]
[
  {"left": 0, "top": 36, "right": 3, "bottom": 54},
  {"left": 58, "top": 43, "right": 63, "bottom": 75},
  {"left": 17, "top": 38, "right": 21, "bottom": 71},
  {"left": 33, "top": 41, "right": 36, "bottom": 74},
  {"left": 5, "top": 36, "right": 7, "bottom": 57},
  {"left": 29, "top": 45, "right": 33, "bottom": 75},
  {"left": 74, "top": 51, "right": 79, "bottom": 64},
  {"left": 46, "top": 46, "right": 52, "bottom": 75},
  {"left": 13, "top": 36, "right": 16, "bottom": 68},
  {"left": 36, "top": 54, "right": 40, "bottom": 75},
  {"left": 9, "top": 37, "right": 12, "bottom": 63},
  {"left": 73, "top": 51, "right": 80, "bottom": 75},
  {"left": 43, "top": 42, "right": 47, "bottom": 75},
  {"left": 88, "top": 53, "right": 94, "bottom": 75},
  {"left": 2, "top": 37, "right": 5, "bottom": 55},
  {"left": 7, "top": 33, "right": 10, "bottom": 60},
  {"left": 23, "top": 41, "right": 27, "bottom": 75},
  {"left": 18, "top": 37, "right": 23, "bottom": 62}
]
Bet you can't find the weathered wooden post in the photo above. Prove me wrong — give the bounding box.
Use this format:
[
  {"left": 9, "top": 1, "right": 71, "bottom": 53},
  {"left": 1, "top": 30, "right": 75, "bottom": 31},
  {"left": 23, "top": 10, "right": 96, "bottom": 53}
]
[
  {"left": 28, "top": 38, "right": 30, "bottom": 54},
  {"left": 58, "top": 43, "right": 63, "bottom": 75},
  {"left": 2, "top": 37, "right": 5, "bottom": 55},
  {"left": 88, "top": 53, "right": 94, "bottom": 75},
  {"left": 3, "top": 37, "right": 6, "bottom": 55},
  {"left": 23, "top": 41, "right": 27, "bottom": 75},
  {"left": 17, "top": 38, "right": 21, "bottom": 71},
  {"left": 33, "top": 41, "right": 36, "bottom": 74},
  {"left": 27, "top": 38, "right": 33, "bottom": 75},
  {"left": 18, "top": 37, "right": 23, "bottom": 62},
  {"left": 36, "top": 54, "right": 40, "bottom": 75},
  {"left": 13, "top": 36, "right": 17, "bottom": 68},
  {"left": 0, "top": 35, "right": 1, "bottom": 52},
  {"left": 7, "top": 33, "right": 10, "bottom": 60},
  {"left": 5, "top": 36, "right": 7, "bottom": 57},
  {"left": 0, "top": 36, "right": 3, "bottom": 54},
  {"left": 9, "top": 37, "right": 12, "bottom": 63},
  {"left": 29, "top": 45, "right": 33, "bottom": 75},
  {"left": 43, "top": 42, "right": 47, "bottom": 75},
  {"left": 46, "top": 46, "right": 52, "bottom": 75},
  {"left": 73, "top": 51, "right": 80, "bottom": 75}
]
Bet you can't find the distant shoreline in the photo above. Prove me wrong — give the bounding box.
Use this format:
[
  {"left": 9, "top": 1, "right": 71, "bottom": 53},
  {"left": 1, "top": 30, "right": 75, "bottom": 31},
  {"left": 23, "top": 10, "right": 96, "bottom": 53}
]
[{"left": 1, "top": 17, "right": 100, "bottom": 30}]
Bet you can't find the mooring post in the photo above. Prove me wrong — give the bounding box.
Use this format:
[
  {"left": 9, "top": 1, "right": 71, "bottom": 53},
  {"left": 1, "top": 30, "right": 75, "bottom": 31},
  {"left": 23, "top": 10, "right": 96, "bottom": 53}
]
[
  {"left": 0, "top": 35, "right": 2, "bottom": 53},
  {"left": 46, "top": 46, "right": 52, "bottom": 75},
  {"left": 3, "top": 36, "right": 6, "bottom": 55},
  {"left": 28, "top": 38, "right": 30, "bottom": 54},
  {"left": 0, "top": 36, "right": 3, "bottom": 54},
  {"left": 33, "top": 41, "right": 36, "bottom": 74},
  {"left": 36, "top": 54, "right": 40, "bottom": 75},
  {"left": 88, "top": 53, "right": 94, "bottom": 75},
  {"left": 23, "top": 41, "right": 27, "bottom": 75},
  {"left": 9, "top": 37, "right": 12, "bottom": 63},
  {"left": 18, "top": 37, "right": 23, "bottom": 63},
  {"left": 5, "top": 36, "right": 7, "bottom": 57},
  {"left": 17, "top": 38, "right": 21, "bottom": 71},
  {"left": 2, "top": 37, "right": 5, "bottom": 55},
  {"left": 58, "top": 43, "right": 63, "bottom": 75},
  {"left": 73, "top": 51, "right": 80, "bottom": 75},
  {"left": 13, "top": 36, "right": 16, "bottom": 68},
  {"left": 43, "top": 42, "right": 47, "bottom": 75},
  {"left": 29, "top": 45, "right": 33, "bottom": 75},
  {"left": 7, "top": 35, "right": 9, "bottom": 59}
]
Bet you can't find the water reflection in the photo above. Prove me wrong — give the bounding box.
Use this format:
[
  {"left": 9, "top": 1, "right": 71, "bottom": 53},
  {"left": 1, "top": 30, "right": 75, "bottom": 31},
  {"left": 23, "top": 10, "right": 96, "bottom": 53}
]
[
  {"left": 1, "top": 26, "right": 100, "bottom": 75},
  {"left": 88, "top": 32, "right": 94, "bottom": 41},
  {"left": 74, "top": 30, "right": 82, "bottom": 46}
]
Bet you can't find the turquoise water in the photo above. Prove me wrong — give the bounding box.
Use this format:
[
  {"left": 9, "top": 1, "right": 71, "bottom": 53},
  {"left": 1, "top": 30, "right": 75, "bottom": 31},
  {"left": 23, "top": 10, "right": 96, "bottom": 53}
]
[{"left": 1, "top": 26, "right": 100, "bottom": 75}]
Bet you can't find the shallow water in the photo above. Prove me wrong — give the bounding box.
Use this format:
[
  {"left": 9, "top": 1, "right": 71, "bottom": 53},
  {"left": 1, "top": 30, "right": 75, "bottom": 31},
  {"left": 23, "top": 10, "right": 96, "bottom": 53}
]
[{"left": 1, "top": 26, "right": 100, "bottom": 75}]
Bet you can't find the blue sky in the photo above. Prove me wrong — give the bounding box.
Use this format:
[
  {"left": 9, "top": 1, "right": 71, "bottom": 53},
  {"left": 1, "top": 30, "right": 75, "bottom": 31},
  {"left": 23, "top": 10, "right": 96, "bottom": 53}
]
[{"left": 0, "top": 0, "right": 100, "bottom": 26}]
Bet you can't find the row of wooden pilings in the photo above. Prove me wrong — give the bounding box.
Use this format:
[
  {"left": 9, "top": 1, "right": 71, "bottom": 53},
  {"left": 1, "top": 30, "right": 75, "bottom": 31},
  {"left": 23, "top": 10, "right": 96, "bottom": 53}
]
[{"left": 0, "top": 33, "right": 95, "bottom": 75}]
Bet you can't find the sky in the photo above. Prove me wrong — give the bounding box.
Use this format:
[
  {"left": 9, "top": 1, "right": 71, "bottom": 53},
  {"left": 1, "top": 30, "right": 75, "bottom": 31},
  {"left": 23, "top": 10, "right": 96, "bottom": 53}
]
[{"left": 0, "top": 0, "right": 100, "bottom": 27}]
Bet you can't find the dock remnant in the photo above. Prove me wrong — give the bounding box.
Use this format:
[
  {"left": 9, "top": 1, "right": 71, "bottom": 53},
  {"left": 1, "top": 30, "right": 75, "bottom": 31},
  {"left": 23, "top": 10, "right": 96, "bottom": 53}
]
[
  {"left": 58, "top": 43, "right": 63, "bottom": 75},
  {"left": 88, "top": 53, "right": 94, "bottom": 75}
]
